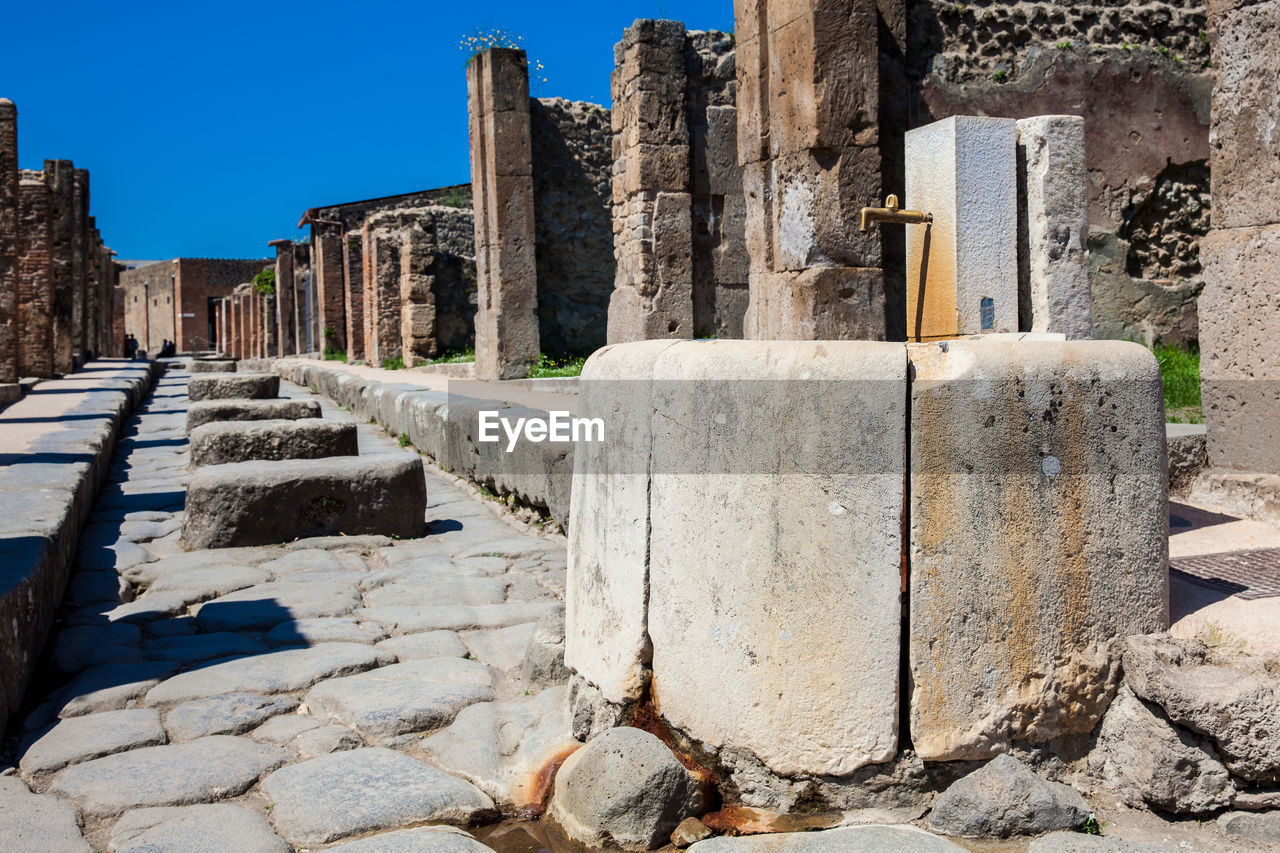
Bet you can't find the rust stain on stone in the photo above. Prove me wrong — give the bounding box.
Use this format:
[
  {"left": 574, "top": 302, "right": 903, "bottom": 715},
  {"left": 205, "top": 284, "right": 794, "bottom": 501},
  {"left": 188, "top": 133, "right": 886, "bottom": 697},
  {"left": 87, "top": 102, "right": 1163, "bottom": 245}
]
[
  {"left": 701, "top": 806, "right": 846, "bottom": 837},
  {"left": 513, "top": 742, "right": 582, "bottom": 820}
]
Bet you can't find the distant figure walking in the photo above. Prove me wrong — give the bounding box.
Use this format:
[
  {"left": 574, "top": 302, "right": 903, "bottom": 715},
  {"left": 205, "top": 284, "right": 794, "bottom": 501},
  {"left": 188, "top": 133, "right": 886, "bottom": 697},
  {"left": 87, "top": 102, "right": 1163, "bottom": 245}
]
[{"left": 125, "top": 334, "right": 139, "bottom": 360}]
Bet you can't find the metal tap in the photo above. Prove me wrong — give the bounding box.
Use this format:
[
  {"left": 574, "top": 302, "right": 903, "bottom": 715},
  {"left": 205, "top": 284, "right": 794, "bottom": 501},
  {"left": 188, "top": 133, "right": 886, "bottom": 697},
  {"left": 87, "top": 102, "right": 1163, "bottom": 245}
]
[{"left": 858, "top": 194, "right": 933, "bottom": 232}]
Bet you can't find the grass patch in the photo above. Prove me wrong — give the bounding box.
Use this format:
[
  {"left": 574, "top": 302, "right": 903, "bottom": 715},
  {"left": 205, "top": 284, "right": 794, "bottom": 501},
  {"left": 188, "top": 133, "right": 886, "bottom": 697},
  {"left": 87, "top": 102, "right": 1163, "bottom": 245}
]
[
  {"left": 427, "top": 347, "right": 476, "bottom": 365},
  {"left": 381, "top": 357, "right": 406, "bottom": 371},
  {"left": 1153, "top": 343, "right": 1202, "bottom": 423},
  {"left": 399, "top": 433, "right": 412, "bottom": 447},
  {"left": 527, "top": 353, "right": 586, "bottom": 378},
  {"left": 323, "top": 346, "right": 347, "bottom": 363}
]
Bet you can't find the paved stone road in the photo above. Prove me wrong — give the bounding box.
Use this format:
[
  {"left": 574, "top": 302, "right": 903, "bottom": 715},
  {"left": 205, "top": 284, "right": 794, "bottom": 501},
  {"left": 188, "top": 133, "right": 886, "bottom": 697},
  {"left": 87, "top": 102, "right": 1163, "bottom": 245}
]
[{"left": 1, "top": 365, "right": 574, "bottom": 852}]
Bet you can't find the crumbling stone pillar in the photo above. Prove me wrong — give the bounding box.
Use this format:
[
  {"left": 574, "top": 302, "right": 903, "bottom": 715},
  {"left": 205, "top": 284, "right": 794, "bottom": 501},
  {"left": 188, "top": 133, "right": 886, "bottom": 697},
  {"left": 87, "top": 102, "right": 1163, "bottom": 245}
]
[
  {"left": 293, "top": 243, "right": 313, "bottom": 354},
  {"left": 18, "top": 173, "right": 54, "bottom": 378},
  {"left": 361, "top": 219, "right": 402, "bottom": 365},
  {"left": 269, "top": 240, "right": 294, "bottom": 356},
  {"left": 312, "top": 225, "right": 345, "bottom": 353},
  {"left": 735, "top": 0, "right": 887, "bottom": 340},
  {"left": 1197, "top": 0, "right": 1280, "bottom": 486},
  {"left": 249, "top": 284, "right": 261, "bottom": 358},
  {"left": 467, "top": 48, "right": 540, "bottom": 380},
  {"left": 0, "top": 99, "right": 18, "bottom": 391},
  {"left": 343, "top": 231, "right": 365, "bottom": 362},
  {"left": 44, "top": 160, "right": 78, "bottom": 374},
  {"left": 71, "top": 168, "right": 89, "bottom": 364}
]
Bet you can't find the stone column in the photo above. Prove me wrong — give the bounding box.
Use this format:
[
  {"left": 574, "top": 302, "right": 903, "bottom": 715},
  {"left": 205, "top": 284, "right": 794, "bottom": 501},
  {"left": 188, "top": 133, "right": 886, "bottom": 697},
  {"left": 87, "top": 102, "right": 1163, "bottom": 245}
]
[
  {"left": 43, "top": 160, "right": 76, "bottom": 374},
  {"left": 1195, "top": 0, "right": 1280, "bottom": 497},
  {"left": 86, "top": 223, "right": 100, "bottom": 359},
  {"left": 362, "top": 218, "right": 403, "bottom": 365},
  {"left": 607, "top": 20, "right": 694, "bottom": 343},
  {"left": 904, "top": 116, "right": 1018, "bottom": 340},
  {"left": 71, "top": 168, "right": 89, "bottom": 365},
  {"left": 735, "top": 0, "right": 886, "bottom": 341},
  {"left": 249, "top": 285, "right": 261, "bottom": 358},
  {"left": 1016, "top": 116, "right": 1092, "bottom": 339},
  {"left": 343, "top": 231, "right": 365, "bottom": 362},
  {"left": 261, "top": 291, "right": 277, "bottom": 358},
  {"left": 400, "top": 223, "right": 437, "bottom": 363},
  {"left": 312, "top": 224, "right": 345, "bottom": 353},
  {"left": 0, "top": 99, "right": 18, "bottom": 391},
  {"left": 269, "top": 240, "right": 294, "bottom": 356},
  {"left": 18, "top": 173, "right": 54, "bottom": 377},
  {"left": 467, "top": 47, "right": 539, "bottom": 379}
]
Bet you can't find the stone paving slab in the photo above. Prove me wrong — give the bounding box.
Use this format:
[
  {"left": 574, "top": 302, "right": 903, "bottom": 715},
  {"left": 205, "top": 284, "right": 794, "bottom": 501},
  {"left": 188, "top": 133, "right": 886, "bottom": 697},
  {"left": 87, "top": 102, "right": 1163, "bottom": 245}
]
[
  {"left": 0, "top": 776, "right": 91, "bottom": 852},
  {"left": 19, "top": 708, "right": 167, "bottom": 777},
  {"left": 109, "top": 803, "right": 291, "bottom": 853}
]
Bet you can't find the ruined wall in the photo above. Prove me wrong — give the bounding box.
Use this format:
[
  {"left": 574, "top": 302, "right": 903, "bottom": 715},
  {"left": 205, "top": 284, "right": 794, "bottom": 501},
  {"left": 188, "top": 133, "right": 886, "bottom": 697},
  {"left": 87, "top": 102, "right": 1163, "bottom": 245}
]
[
  {"left": 530, "top": 98, "right": 614, "bottom": 355},
  {"left": 18, "top": 173, "right": 53, "bottom": 377},
  {"left": 343, "top": 232, "right": 365, "bottom": 361},
  {"left": 272, "top": 241, "right": 296, "bottom": 356},
  {"left": 120, "top": 262, "right": 175, "bottom": 355},
  {"left": 362, "top": 219, "right": 402, "bottom": 365},
  {"left": 0, "top": 100, "right": 17, "bottom": 388},
  {"left": 291, "top": 242, "right": 313, "bottom": 353},
  {"left": 907, "top": 0, "right": 1211, "bottom": 344},
  {"left": 310, "top": 226, "right": 345, "bottom": 353},
  {"left": 173, "top": 258, "right": 272, "bottom": 353}
]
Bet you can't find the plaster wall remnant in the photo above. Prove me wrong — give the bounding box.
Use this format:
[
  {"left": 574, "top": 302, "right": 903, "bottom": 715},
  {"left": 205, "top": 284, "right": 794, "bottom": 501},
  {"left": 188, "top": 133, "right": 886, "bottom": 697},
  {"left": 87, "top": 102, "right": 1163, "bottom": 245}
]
[
  {"left": 0, "top": 99, "right": 18, "bottom": 388},
  {"left": 467, "top": 48, "right": 540, "bottom": 380},
  {"left": 17, "top": 173, "right": 54, "bottom": 377}
]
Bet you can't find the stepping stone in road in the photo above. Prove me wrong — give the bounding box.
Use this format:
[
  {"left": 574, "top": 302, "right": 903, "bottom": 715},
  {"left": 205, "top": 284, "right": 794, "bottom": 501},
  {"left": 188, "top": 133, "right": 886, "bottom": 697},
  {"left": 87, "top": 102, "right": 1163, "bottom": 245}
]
[
  {"left": 19, "top": 708, "right": 167, "bottom": 778},
  {"left": 0, "top": 777, "right": 90, "bottom": 853},
  {"left": 186, "top": 373, "right": 279, "bottom": 402},
  {"left": 261, "top": 747, "right": 496, "bottom": 846},
  {"left": 185, "top": 398, "right": 321, "bottom": 432},
  {"left": 49, "top": 736, "right": 290, "bottom": 817},
  {"left": 165, "top": 693, "right": 299, "bottom": 741},
  {"left": 305, "top": 657, "right": 496, "bottom": 740},
  {"left": 188, "top": 419, "right": 358, "bottom": 467},
  {"left": 145, "top": 644, "right": 392, "bottom": 706},
  {"left": 110, "top": 803, "right": 291, "bottom": 853}
]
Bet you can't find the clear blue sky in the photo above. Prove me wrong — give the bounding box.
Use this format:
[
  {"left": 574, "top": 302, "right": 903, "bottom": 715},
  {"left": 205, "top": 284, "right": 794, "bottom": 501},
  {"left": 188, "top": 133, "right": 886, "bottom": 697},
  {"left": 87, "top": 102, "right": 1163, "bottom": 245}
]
[{"left": 2, "top": 0, "right": 733, "bottom": 260}]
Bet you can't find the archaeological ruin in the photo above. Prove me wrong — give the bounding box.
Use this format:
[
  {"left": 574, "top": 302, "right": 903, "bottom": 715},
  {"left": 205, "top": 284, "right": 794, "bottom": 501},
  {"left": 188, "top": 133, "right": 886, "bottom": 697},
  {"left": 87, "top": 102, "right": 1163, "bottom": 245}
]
[{"left": 1, "top": 0, "right": 1279, "bottom": 850}]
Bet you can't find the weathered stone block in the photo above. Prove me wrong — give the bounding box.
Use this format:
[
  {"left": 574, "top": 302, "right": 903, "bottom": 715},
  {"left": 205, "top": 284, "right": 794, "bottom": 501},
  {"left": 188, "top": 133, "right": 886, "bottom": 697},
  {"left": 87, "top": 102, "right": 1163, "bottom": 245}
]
[
  {"left": 185, "top": 399, "right": 321, "bottom": 433},
  {"left": 187, "top": 360, "right": 236, "bottom": 374},
  {"left": 1199, "top": 223, "right": 1280, "bottom": 474},
  {"left": 187, "top": 373, "right": 279, "bottom": 402},
  {"left": 645, "top": 340, "right": 906, "bottom": 777},
  {"left": 771, "top": 147, "right": 881, "bottom": 272},
  {"left": 906, "top": 116, "right": 1018, "bottom": 340},
  {"left": 189, "top": 419, "right": 359, "bottom": 467},
  {"left": 183, "top": 455, "right": 426, "bottom": 549},
  {"left": 750, "top": 267, "right": 885, "bottom": 341},
  {"left": 908, "top": 338, "right": 1168, "bottom": 761},
  {"left": 1016, "top": 116, "right": 1092, "bottom": 340}
]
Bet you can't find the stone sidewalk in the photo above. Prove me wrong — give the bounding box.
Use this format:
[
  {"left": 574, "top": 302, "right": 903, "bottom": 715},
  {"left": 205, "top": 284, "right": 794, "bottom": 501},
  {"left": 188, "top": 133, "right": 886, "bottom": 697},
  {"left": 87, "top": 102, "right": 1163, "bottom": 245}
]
[{"left": 0, "top": 364, "right": 575, "bottom": 852}]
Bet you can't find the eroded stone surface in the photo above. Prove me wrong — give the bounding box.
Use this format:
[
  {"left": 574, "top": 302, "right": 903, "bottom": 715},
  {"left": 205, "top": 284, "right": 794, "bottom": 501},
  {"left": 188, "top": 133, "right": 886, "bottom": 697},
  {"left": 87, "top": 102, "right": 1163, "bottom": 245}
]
[
  {"left": 20, "top": 708, "right": 166, "bottom": 777},
  {"left": 927, "top": 755, "right": 1090, "bottom": 839},
  {"left": 110, "top": 803, "right": 291, "bottom": 853},
  {"left": 0, "top": 777, "right": 90, "bottom": 853},
  {"left": 376, "top": 630, "right": 469, "bottom": 661},
  {"left": 165, "top": 693, "right": 299, "bottom": 741}
]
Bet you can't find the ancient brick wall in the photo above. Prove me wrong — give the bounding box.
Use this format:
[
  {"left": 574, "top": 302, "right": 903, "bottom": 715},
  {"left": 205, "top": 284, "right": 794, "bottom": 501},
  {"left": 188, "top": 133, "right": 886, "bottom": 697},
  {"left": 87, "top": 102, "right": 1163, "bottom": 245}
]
[
  {"left": 530, "top": 98, "right": 614, "bottom": 355},
  {"left": 907, "top": 0, "right": 1211, "bottom": 344},
  {"left": 173, "top": 258, "right": 272, "bottom": 353},
  {"left": 0, "top": 100, "right": 18, "bottom": 386},
  {"left": 311, "top": 226, "right": 345, "bottom": 353},
  {"left": 271, "top": 241, "right": 295, "bottom": 356},
  {"left": 342, "top": 232, "right": 365, "bottom": 361},
  {"left": 291, "top": 242, "right": 313, "bottom": 353},
  {"left": 71, "top": 169, "right": 89, "bottom": 363},
  {"left": 18, "top": 174, "right": 54, "bottom": 377}
]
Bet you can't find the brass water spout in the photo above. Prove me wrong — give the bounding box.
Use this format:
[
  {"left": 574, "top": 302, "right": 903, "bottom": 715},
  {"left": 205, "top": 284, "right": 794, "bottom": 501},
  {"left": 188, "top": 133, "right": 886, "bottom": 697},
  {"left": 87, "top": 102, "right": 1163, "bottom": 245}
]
[{"left": 858, "top": 194, "right": 933, "bottom": 232}]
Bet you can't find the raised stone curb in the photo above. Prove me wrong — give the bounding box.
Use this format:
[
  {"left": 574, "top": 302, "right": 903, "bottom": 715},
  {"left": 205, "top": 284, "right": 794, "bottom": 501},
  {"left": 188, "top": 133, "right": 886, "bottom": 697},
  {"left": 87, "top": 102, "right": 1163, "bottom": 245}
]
[
  {"left": 0, "top": 358, "right": 158, "bottom": 733},
  {"left": 189, "top": 419, "right": 358, "bottom": 467}
]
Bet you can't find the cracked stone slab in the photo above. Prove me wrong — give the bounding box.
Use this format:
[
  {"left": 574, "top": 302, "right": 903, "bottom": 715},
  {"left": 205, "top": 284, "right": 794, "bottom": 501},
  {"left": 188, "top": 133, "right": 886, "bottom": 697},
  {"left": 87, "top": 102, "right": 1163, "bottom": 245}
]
[
  {"left": 420, "top": 686, "right": 578, "bottom": 813},
  {"left": 0, "top": 776, "right": 90, "bottom": 852},
  {"left": 110, "top": 803, "right": 291, "bottom": 853},
  {"left": 460, "top": 623, "right": 540, "bottom": 672},
  {"left": 165, "top": 693, "right": 300, "bottom": 741},
  {"left": 376, "top": 630, "right": 470, "bottom": 662},
  {"left": 49, "top": 736, "right": 290, "bottom": 817},
  {"left": 291, "top": 724, "right": 364, "bottom": 758},
  {"left": 304, "top": 658, "right": 496, "bottom": 739},
  {"left": 19, "top": 708, "right": 167, "bottom": 778},
  {"left": 194, "top": 581, "right": 362, "bottom": 632},
  {"left": 354, "top": 602, "right": 561, "bottom": 635},
  {"left": 251, "top": 714, "right": 326, "bottom": 746},
  {"left": 261, "top": 747, "right": 496, "bottom": 845},
  {"left": 145, "top": 644, "right": 392, "bottom": 706}
]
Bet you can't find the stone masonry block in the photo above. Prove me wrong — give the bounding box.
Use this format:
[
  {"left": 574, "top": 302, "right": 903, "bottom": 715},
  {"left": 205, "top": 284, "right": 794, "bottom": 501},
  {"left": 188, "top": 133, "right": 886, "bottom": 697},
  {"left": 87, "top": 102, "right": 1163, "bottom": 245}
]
[
  {"left": 771, "top": 147, "right": 881, "bottom": 271},
  {"left": 753, "top": 266, "right": 886, "bottom": 340},
  {"left": 189, "top": 419, "right": 359, "bottom": 468},
  {"left": 183, "top": 454, "right": 427, "bottom": 549},
  {"left": 1206, "top": 0, "right": 1280, "bottom": 230},
  {"left": 908, "top": 338, "right": 1168, "bottom": 761},
  {"left": 187, "top": 360, "right": 236, "bottom": 373},
  {"left": 185, "top": 399, "right": 321, "bottom": 433},
  {"left": 187, "top": 373, "right": 279, "bottom": 402},
  {"left": 1199, "top": 223, "right": 1280, "bottom": 474},
  {"left": 906, "top": 116, "right": 1018, "bottom": 340},
  {"left": 1017, "top": 116, "right": 1092, "bottom": 340},
  {"left": 647, "top": 340, "right": 906, "bottom": 776}
]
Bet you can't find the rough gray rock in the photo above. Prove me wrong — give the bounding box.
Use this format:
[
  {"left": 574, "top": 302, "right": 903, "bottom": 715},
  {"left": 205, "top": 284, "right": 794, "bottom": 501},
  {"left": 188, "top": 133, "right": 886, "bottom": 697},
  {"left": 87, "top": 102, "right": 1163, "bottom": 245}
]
[
  {"left": 687, "top": 825, "right": 967, "bottom": 851},
  {"left": 1124, "top": 633, "right": 1280, "bottom": 783},
  {"left": 323, "top": 826, "right": 493, "bottom": 852},
  {"left": 1028, "top": 834, "right": 1181, "bottom": 852},
  {"left": 165, "top": 693, "right": 299, "bottom": 741},
  {"left": 376, "top": 630, "right": 469, "bottom": 661},
  {"left": 183, "top": 454, "right": 427, "bottom": 549},
  {"left": 672, "top": 817, "right": 713, "bottom": 848},
  {"left": 0, "top": 776, "right": 90, "bottom": 852},
  {"left": 185, "top": 398, "right": 321, "bottom": 432},
  {"left": 1219, "top": 811, "right": 1280, "bottom": 845},
  {"left": 927, "top": 754, "right": 1090, "bottom": 838},
  {"left": 548, "top": 727, "right": 704, "bottom": 850},
  {"left": 186, "top": 373, "right": 279, "bottom": 402},
  {"left": 1090, "top": 686, "right": 1234, "bottom": 814},
  {"left": 1166, "top": 423, "right": 1207, "bottom": 496},
  {"left": 189, "top": 418, "right": 358, "bottom": 467},
  {"left": 145, "top": 644, "right": 391, "bottom": 706},
  {"left": 19, "top": 708, "right": 167, "bottom": 777},
  {"left": 304, "top": 657, "right": 495, "bottom": 740},
  {"left": 260, "top": 747, "right": 496, "bottom": 845},
  {"left": 568, "top": 674, "right": 625, "bottom": 741},
  {"left": 49, "top": 736, "right": 290, "bottom": 817},
  {"left": 110, "top": 803, "right": 291, "bottom": 853},
  {"left": 523, "top": 605, "right": 569, "bottom": 686}
]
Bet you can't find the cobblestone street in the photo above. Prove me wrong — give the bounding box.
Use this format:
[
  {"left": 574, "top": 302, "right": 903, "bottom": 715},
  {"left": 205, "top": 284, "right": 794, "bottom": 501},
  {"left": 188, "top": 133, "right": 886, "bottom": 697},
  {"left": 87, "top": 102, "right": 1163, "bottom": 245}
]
[{"left": 2, "top": 365, "right": 573, "bottom": 852}]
